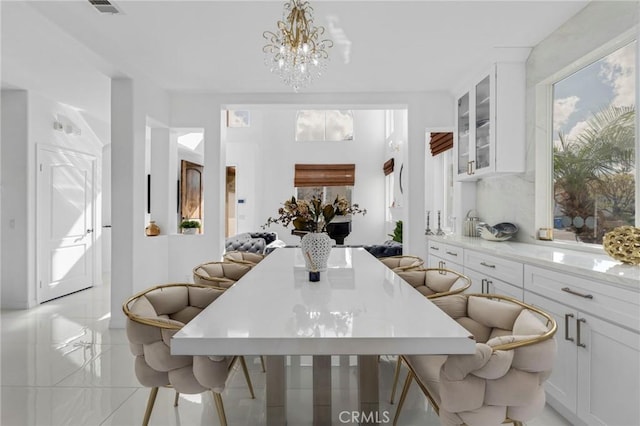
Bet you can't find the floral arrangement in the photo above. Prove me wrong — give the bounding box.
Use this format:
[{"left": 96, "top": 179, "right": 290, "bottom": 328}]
[{"left": 263, "top": 194, "right": 366, "bottom": 232}]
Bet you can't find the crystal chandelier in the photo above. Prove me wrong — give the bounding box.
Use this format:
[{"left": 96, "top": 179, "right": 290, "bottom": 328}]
[{"left": 263, "top": 0, "right": 333, "bottom": 91}]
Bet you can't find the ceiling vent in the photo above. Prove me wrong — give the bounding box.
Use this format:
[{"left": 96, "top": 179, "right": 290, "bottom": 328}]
[{"left": 89, "top": 0, "right": 120, "bottom": 14}]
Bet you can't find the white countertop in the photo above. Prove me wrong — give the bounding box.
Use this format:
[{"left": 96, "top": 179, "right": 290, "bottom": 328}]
[
  {"left": 172, "top": 247, "right": 476, "bottom": 356},
  {"left": 427, "top": 235, "right": 639, "bottom": 290}
]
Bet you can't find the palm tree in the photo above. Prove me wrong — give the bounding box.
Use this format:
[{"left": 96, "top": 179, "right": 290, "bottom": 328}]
[{"left": 554, "top": 105, "right": 635, "bottom": 243}]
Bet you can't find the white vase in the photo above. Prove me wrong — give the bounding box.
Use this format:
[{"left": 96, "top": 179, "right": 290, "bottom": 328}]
[{"left": 300, "top": 232, "right": 332, "bottom": 271}]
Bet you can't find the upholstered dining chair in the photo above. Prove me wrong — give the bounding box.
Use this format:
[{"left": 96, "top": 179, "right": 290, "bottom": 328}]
[
  {"left": 392, "top": 294, "right": 557, "bottom": 426},
  {"left": 192, "top": 261, "right": 267, "bottom": 373},
  {"left": 192, "top": 261, "right": 252, "bottom": 289},
  {"left": 223, "top": 250, "right": 266, "bottom": 266},
  {"left": 123, "top": 283, "right": 256, "bottom": 426},
  {"left": 388, "top": 267, "right": 472, "bottom": 404},
  {"left": 379, "top": 255, "right": 424, "bottom": 272}
]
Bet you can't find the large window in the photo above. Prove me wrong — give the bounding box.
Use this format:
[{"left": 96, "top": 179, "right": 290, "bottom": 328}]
[
  {"left": 551, "top": 41, "right": 636, "bottom": 244},
  {"left": 295, "top": 110, "right": 354, "bottom": 141}
]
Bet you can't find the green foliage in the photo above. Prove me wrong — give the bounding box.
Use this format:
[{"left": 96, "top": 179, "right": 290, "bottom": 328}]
[
  {"left": 554, "top": 105, "right": 635, "bottom": 243},
  {"left": 179, "top": 220, "right": 201, "bottom": 229},
  {"left": 388, "top": 220, "right": 403, "bottom": 242}
]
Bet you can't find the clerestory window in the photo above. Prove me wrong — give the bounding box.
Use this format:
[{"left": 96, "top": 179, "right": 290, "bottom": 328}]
[{"left": 295, "top": 110, "right": 354, "bottom": 141}]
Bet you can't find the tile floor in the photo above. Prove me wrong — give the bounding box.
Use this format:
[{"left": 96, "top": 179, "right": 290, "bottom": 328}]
[{"left": 1, "top": 282, "right": 571, "bottom": 425}]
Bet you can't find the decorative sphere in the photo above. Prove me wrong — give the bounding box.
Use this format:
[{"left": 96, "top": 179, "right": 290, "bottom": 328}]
[{"left": 603, "top": 226, "right": 640, "bottom": 265}]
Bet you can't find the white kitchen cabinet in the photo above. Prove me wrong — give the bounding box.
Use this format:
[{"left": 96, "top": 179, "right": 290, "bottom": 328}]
[
  {"left": 427, "top": 240, "right": 464, "bottom": 272},
  {"left": 464, "top": 267, "right": 522, "bottom": 299},
  {"left": 525, "top": 266, "right": 640, "bottom": 426},
  {"left": 463, "top": 249, "right": 524, "bottom": 299},
  {"left": 454, "top": 62, "right": 525, "bottom": 181}
]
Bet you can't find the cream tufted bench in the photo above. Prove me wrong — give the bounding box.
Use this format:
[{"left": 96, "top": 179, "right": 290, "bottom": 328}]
[
  {"left": 192, "top": 261, "right": 252, "bottom": 289},
  {"left": 379, "top": 255, "right": 424, "bottom": 272},
  {"left": 123, "top": 283, "right": 256, "bottom": 426},
  {"left": 393, "top": 294, "right": 557, "bottom": 426}
]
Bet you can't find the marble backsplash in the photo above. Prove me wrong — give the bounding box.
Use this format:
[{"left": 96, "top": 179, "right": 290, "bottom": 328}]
[{"left": 476, "top": 172, "right": 535, "bottom": 243}]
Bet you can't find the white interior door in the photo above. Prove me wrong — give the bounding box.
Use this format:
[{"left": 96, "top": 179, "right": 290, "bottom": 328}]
[{"left": 37, "top": 146, "right": 95, "bottom": 303}]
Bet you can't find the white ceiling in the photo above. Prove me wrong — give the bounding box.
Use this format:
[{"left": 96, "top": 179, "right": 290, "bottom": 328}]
[{"left": 1, "top": 0, "right": 589, "bottom": 121}]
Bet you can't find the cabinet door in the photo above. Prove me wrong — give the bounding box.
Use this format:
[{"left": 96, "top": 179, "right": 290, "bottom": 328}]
[
  {"left": 487, "top": 277, "right": 522, "bottom": 300},
  {"left": 525, "top": 292, "right": 578, "bottom": 414},
  {"left": 473, "top": 73, "right": 494, "bottom": 175},
  {"left": 576, "top": 313, "right": 640, "bottom": 425},
  {"left": 429, "top": 255, "right": 464, "bottom": 275},
  {"left": 456, "top": 92, "right": 471, "bottom": 177},
  {"left": 464, "top": 266, "right": 522, "bottom": 300}
]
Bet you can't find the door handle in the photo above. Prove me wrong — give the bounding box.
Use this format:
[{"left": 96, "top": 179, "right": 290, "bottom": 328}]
[
  {"left": 576, "top": 318, "right": 586, "bottom": 348},
  {"left": 481, "top": 278, "right": 486, "bottom": 294},
  {"left": 564, "top": 313, "right": 574, "bottom": 342},
  {"left": 86, "top": 229, "right": 94, "bottom": 234}
]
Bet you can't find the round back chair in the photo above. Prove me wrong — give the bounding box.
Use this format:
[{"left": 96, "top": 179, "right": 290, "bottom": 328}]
[
  {"left": 393, "top": 294, "right": 557, "bottom": 426},
  {"left": 379, "top": 255, "right": 424, "bottom": 272},
  {"left": 192, "top": 261, "right": 252, "bottom": 289},
  {"left": 123, "top": 283, "right": 256, "bottom": 426},
  {"left": 223, "top": 250, "right": 266, "bottom": 266},
  {"left": 396, "top": 267, "right": 471, "bottom": 299}
]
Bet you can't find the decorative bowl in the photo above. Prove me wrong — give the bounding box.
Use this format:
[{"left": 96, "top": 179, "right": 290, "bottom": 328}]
[
  {"left": 493, "top": 222, "right": 519, "bottom": 237},
  {"left": 479, "top": 227, "right": 512, "bottom": 241}
]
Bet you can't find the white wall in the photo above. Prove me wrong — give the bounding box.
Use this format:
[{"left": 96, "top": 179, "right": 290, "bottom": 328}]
[
  {"left": 110, "top": 77, "right": 171, "bottom": 327},
  {"left": 171, "top": 91, "right": 453, "bottom": 264},
  {"left": 1, "top": 91, "right": 30, "bottom": 308},
  {"left": 1, "top": 90, "right": 108, "bottom": 309},
  {"left": 475, "top": 1, "right": 639, "bottom": 242},
  {"left": 225, "top": 108, "right": 388, "bottom": 246}
]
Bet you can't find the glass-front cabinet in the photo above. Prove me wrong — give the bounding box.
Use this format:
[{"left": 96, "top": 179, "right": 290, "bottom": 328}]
[
  {"left": 456, "top": 93, "right": 470, "bottom": 175},
  {"left": 475, "top": 75, "right": 491, "bottom": 171},
  {"left": 454, "top": 61, "right": 526, "bottom": 181}
]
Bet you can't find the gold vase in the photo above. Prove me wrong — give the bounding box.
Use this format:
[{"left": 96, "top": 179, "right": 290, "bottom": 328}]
[
  {"left": 603, "top": 226, "right": 640, "bottom": 265},
  {"left": 145, "top": 221, "right": 160, "bottom": 237}
]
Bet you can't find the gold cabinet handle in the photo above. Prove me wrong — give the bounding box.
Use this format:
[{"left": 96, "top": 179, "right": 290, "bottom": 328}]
[
  {"left": 469, "top": 160, "right": 475, "bottom": 175},
  {"left": 577, "top": 318, "right": 586, "bottom": 348},
  {"left": 564, "top": 313, "right": 574, "bottom": 342},
  {"left": 561, "top": 287, "right": 593, "bottom": 299}
]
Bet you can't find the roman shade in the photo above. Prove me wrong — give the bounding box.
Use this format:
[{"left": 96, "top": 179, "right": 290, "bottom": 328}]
[
  {"left": 294, "top": 164, "right": 355, "bottom": 187},
  {"left": 430, "top": 132, "right": 453, "bottom": 156},
  {"left": 383, "top": 158, "right": 394, "bottom": 176}
]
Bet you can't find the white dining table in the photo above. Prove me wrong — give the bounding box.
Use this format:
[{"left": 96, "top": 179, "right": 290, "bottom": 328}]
[{"left": 172, "top": 247, "right": 475, "bottom": 425}]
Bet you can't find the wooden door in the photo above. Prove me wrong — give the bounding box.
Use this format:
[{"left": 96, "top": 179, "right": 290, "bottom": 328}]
[
  {"left": 180, "top": 160, "right": 203, "bottom": 232},
  {"left": 37, "top": 146, "right": 95, "bottom": 302}
]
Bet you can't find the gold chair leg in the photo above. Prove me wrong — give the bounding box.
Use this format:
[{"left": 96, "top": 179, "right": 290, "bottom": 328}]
[
  {"left": 239, "top": 356, "right": 256, "bottom": 399},
  {"left": 389, "top": 356, "right": 403, "bottom": 404},
  {"left": 142, "top": 387, "right": 159, "bottom": 426},
  {"left": 212, "top": 391, "right": 228, "bottom": 426},
  {"left": 174, "top": 391, "right": 179, "bottom": 407},
  {"left": 393, "top": 372, "right": 414, "bottom": 426},
  {"left": 260, "top": 355, "right": 266, "bottom": 373}
]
